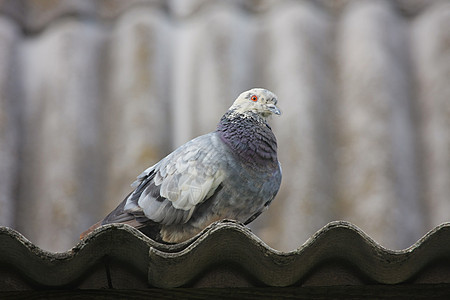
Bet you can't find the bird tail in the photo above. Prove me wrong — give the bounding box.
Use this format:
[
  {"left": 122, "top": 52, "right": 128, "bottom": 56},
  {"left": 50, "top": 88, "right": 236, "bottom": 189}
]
[
  {"left": 79, "top": 221, "right": 102, "bottom": 240},
  {"left": 79, "top": 192, "right": 164, "bottom": 241},
  {"left": 79, "top": 194, "right": 132, "bottom": 240},
  {"left": 79, "top": 193, "right": 151, "bottom": 240}
]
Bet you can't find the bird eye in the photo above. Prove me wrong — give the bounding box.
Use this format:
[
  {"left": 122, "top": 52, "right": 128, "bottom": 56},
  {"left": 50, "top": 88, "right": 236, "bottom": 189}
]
[{"left": 250, "top": 95, "right": 258, "bottom": 102}]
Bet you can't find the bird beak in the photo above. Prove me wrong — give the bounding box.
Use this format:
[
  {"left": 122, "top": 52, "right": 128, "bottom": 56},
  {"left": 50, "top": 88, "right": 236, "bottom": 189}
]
[{"left": 267, "top": 104, "right": 281, "bottom": 115}]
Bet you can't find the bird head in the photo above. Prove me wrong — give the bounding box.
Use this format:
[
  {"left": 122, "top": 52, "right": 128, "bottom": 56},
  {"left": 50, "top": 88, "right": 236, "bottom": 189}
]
[{"left": 230, "top": 88, "right": 281, "bottom": 118}]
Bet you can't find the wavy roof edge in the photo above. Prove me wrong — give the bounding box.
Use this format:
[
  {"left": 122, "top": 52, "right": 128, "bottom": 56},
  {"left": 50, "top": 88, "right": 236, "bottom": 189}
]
[{"left": 1, "top": 220, "right": 450, "bottom": 289}]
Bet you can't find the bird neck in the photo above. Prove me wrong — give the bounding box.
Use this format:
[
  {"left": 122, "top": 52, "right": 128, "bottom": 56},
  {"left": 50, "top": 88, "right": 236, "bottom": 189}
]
[{"left": 217, "top": 110, "right": 278, "bottom": 166}]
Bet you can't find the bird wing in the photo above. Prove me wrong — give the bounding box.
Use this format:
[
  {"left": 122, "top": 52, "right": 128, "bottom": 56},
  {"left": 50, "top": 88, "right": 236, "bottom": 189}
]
[{"left": 122, "top": 133, "right": 227, "bottom": 225}]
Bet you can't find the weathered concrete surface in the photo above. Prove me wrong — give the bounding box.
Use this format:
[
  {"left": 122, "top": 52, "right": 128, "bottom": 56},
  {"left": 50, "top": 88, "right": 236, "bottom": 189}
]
[
  {"left": 412, "top": 2, "right": 450, "bottom": 230},
  {"left": 0, "top": 0, "right": 449, "bottom": 252},
  {"left": 17, "top": 20, "right": 105, "bottom": 250},
  {"left": 335, "top": 0, "right": 425, "bottom": 250},
  {"left": 0, "top": 17, "right": 21, "bottom": 228}
]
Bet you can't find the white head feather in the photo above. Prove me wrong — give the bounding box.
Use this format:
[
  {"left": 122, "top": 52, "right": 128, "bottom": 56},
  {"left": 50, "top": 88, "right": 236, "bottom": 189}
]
[{"left": 229, "top": 88, "right": 281, "bottom": 118}]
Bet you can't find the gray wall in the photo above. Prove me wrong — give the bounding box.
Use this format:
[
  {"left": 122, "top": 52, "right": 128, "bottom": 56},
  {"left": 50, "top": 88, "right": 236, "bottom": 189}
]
[{"left": 0, "top": 0, "right": 449, "bottom": 252}]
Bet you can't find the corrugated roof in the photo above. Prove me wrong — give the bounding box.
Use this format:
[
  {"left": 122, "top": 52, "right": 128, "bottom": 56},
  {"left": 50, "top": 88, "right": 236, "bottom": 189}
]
[{"left": 1, "top": 220, "right": 450, "bottom": 291}]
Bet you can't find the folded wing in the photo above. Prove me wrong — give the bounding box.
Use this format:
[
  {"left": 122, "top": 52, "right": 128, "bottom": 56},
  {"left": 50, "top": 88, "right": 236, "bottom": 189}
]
[{"left": 107, "top": 133, "right": 227, "bottom": 227}]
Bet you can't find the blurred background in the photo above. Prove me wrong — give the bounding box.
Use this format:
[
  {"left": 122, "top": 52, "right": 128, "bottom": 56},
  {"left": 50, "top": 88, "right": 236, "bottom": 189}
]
[{"left": 0, "top": 0, "right": 449, "bottom": 253}]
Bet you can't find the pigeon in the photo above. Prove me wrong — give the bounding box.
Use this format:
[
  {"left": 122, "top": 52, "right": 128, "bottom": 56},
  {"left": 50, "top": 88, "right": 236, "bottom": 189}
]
[{"left": 81, "top": 88, "right": 282, "bottom": 243}]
